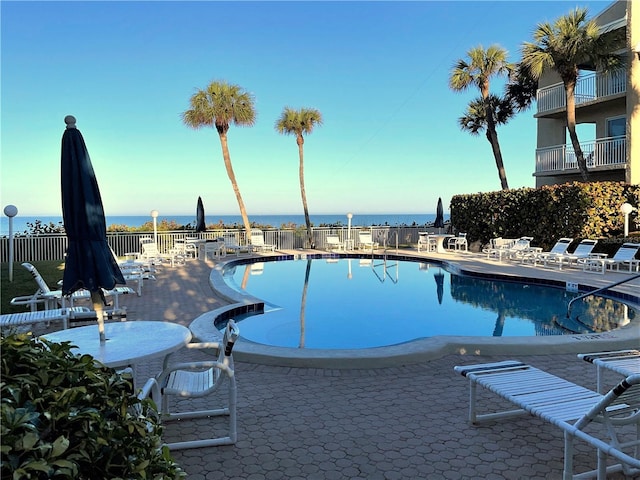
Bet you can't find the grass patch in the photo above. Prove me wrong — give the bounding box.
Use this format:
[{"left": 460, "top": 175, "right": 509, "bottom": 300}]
[{"left": 1, "top": 261, "right": 66, "bottom": 314}]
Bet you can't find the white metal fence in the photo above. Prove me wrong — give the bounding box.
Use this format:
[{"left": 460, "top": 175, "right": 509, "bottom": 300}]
[{"left": 0, "top": 227, "right": 431, "bottom": 263}]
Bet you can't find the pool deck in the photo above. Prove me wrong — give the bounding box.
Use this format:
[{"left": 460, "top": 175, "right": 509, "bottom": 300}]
[{"left": 42, "top": 248, "right": 640, "bottom": 479}]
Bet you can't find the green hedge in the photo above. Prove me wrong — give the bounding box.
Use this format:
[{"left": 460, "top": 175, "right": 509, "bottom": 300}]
[
  {"left": 450, "top": 182, "right": 639, "bottom": 251},
  {"left": 1, "top": 333, "right": 185, "bottom": 479}
]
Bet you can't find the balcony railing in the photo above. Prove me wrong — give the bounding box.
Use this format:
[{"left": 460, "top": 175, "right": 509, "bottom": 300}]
[
  {"left": 537, "top": 69, "right": 626, "bottom": 114},
  {"left": 535, "top": 136, "right": 627, "bottom": 173},
  {"left": 0, "top": 226, "right": 429, "bottom": 263}
]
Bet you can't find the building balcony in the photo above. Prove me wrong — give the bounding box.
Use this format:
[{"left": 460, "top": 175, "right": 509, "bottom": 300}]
[
  {"left": 535, "top": 136, "right": 627, "bottom": 174},
  {"left": 536, "top": 69, "right": 627, "bottom": 115}
]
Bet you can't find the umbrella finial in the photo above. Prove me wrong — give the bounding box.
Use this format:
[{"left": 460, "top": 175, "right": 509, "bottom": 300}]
[{"left": 64, "top": 115, "right": 77, "bottom": 129}]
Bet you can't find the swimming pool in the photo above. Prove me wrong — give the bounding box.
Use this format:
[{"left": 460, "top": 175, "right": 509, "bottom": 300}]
[{"left": 220, "top": 257, "right": 636, "bottom": 349}]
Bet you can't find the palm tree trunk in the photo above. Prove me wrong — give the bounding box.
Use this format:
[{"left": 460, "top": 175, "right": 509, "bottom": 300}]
[
  {"left": 565, "top": 81, "right": 589, "bottom": 181},
  {"left": 218, "top": 132, "right": 252, "bottom": 238},
  {"left": 483, "top": 99, "right": 509, "bottom": 190},
  {"left": 298, "top": 136, "right": 314, "bottom": 248}
]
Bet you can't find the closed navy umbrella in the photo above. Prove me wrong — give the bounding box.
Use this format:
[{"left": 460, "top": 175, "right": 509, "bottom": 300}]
[
  {"left": 434, "top": 270, "right": 445, "bottom": 305},
  {"left": 434, "top": 197, "right": 445, "bottom": 233},
  {"left": 61, "top": 115, "right": 124, "bottom": 341},
  {"left": 195, "top": 196, "right": 206, "bottom": 232}
]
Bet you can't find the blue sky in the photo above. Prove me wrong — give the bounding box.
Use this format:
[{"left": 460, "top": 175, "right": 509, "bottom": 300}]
[{"left": 1, "top": 0, "right": 609, "bottom": 217}]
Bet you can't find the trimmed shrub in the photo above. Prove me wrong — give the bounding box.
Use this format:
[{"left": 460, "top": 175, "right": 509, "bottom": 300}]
[
  {"left": 1, "top": 333, "right": 185, "bottom": 479},
  {"left": 451, "top": 181, "right": 639, "bottom": 250}
]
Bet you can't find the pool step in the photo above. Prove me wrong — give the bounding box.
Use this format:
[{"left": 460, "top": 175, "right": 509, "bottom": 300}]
[{"left": 552, "top": 314, "right": 600, "bottom": 334}]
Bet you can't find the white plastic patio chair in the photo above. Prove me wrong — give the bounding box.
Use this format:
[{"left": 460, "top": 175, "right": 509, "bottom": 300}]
[
  {"left": 447, "top": 232, "right": 468, "bottom": 251},
  {"left": 483, "top": 237, "right": 516, "bottom": 260},
  {"left": 417, "top": 233, "right": 436, "bottom": 253},
  {"left": 143, "top": 320, "right": 240, "bottom": 450},
  {"left": 203, "top": 241, "right": 226, "bottom": 261}
]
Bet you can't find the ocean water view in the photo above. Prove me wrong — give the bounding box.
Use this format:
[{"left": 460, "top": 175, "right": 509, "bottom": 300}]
[{"left": 1, "top": 213, "right": 448, "bottom": 236}]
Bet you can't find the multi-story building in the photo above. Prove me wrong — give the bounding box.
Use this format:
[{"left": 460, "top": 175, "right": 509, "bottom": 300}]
[{"left": 534, "top": 0, "right": 639, "bottom": 187}]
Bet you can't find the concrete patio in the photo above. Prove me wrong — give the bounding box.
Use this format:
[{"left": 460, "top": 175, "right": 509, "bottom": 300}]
[{"left": 45, "top": 248, "right": 640, "bottom": 479}]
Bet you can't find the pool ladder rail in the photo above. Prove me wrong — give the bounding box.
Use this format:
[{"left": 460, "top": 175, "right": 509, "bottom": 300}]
[{"left": 566, "top": 272, "right": 640, "bottom": 318}]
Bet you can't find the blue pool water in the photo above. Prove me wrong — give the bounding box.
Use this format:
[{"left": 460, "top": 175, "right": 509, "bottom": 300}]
[{"left": 222, "top": 258, "right": 636, "bottom": 349}]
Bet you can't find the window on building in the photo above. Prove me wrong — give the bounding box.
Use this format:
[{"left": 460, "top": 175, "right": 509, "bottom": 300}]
[{"left": 606, "top": 116, "right": 626, "bottom": 138}]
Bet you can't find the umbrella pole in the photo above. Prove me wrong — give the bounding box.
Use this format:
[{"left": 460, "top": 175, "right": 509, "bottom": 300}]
[{"left": 91, "top": 290, "right": 106, "bottom": 343}]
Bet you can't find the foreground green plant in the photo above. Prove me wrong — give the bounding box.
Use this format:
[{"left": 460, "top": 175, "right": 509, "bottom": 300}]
[{"left": 1, "top": 333, "right": 185, "bottom": 479}]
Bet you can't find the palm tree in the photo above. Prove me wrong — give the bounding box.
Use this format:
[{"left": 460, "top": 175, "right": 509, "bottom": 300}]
[
  {"left": 458, "top": 94, "right": 513, "bottom": 141},
  {"left": 504, "top": 62, "right": 538, "bottom": 113},
  {"left": 182, "top": 81, "right": 256, "bottom": 237},
  {"left": 521, "top": 7, "right": 624, "bottom": 180},
  {"left": 450, "top": 45, "right": 513, "bottom": 190},
  {"left": 275, "top": 107, "right": 323, "bottom": 248}
]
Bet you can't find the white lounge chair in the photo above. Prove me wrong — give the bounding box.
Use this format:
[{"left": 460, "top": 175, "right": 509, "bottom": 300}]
[
  {"left": 250, "top": 229, "right": 275, "bottom": 252},
  {"left": 140, "top": 240, "right": 182, "bottom": 267},
  {"left": 326, "top": 234, "right": 345, "bottom": 252},
  {"left": 527, "top": 237, "right": 573, "bottom": 265},
  {"left": 504, "top": 236, "right": 535, "bottom": 260},
  {"left": 578, "top": 349, "right": 640, "bottom": 393},
  {"left": 18, "top": 262, "right": 134, "bottom": 311},
  {"left": 140, "top": 320, "right": 240, "bottom": 450},
  {"left": 222, "top": 234, "right": 249, "bottom": 256},
  {"left": 542, "top": 239, "right": 598, "bottom": 270},
  {"left": 0, "top": 306, "right": 93, "bottom": 331},
  {"left": 110, "top": 246, "right": 155, "bottom": 296},
  {"left": 455, "top": 360, "right": 640, "bottom": 480},
  {"left": 578, "top": 242, "right": 640, "bottom": 274},
  {"left": 358, "top": 230, "right": 379, "bottom": 252},
  {"left": 15, "top": 262, "right": 90, "bottom": 310}
]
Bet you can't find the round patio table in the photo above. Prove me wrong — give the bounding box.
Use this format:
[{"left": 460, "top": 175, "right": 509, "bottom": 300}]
[{"left": 41, "top": 321, "right": 192, "bottom": 368}]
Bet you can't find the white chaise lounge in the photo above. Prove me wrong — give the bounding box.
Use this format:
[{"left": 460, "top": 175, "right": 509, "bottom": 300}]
[
  {"left": 455, "top": 360, "right": 640, "bottom": 480},
  {"left": 526, "top": 237, "right": 573, "bottom": 265},
  {"left": 251, "top": 229, "right": 275, "bottom": 252},
  {"left": 542, "top": 239, "right": 598, "bottom": 270},
  {"left": 326, "top": 234, "right": 345, "bottom": 252},
  {"left": 358, "top": 231, "right": 379, "bottom": 252},
  {"left": 578, "top": 242, "right": 640, "bottom": 274},
  {"left": 0, "top": 307, "right": 93, "bottom": 331}
]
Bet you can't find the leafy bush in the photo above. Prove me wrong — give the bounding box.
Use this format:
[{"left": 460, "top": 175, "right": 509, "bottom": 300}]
[
  {"left": 20, "top": 220, "right": 66, "bottom": 235},
  {"left": 451, "top": 181, "right": 639, "bottom": 250},
  {"left": 1, "top": 333, "right": 185, "bottom": 479}
]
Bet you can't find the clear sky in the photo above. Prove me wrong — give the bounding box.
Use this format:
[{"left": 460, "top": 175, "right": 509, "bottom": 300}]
[{"left": 1, "top": 0, "right": 609, "bottom": 217}]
